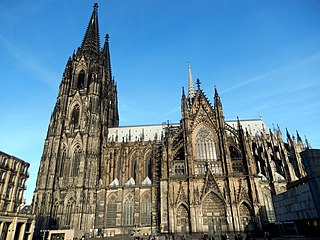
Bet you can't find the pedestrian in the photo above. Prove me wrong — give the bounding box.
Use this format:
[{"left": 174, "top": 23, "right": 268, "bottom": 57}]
[{"left": 264, "top": 232, "right": 271, "bottom": 240}]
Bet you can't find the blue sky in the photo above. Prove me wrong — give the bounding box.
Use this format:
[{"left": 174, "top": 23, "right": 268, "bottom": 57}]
[{"left": 0, "top": 0, "right": 319, "bottom": 204}]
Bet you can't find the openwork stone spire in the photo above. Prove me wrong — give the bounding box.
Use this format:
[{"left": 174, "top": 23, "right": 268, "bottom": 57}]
[
  {"left": 81, "top": 3, "right": 100, "bottom": 56},
  {"left": 188, "top": 63, "right": 195, "bottom": 100}
]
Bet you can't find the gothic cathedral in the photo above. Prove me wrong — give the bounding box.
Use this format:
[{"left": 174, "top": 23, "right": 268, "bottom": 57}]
[{"left": 32, "top": 4, "right": 307, "bottom": 238}]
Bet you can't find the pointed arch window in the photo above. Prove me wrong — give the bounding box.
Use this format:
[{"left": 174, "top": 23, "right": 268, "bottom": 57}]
[
  {"left": 123, "top": 195, "right": 134, "bottom": 226},
  {"left": 77, "top": 70, "right": 85, "bottom": 89},
  {"left": 132, "top": 160, "right": 137, "bottom": 181},
  {"left": 140, "top": 193, "right": 151, "bottom": 225},
  {"left": 195, "top": 127, "right": 217, "bottom": 161},
  {"left": 0, "top": 171, "right": 5, "bottom": 182},
  {"left": 177, "top": 205, "right": 189, "bottom": 233},
  {"left": 145, "top": 152, "right": 152, "bottom": 180},
  {"left": 262, "top": 188, "right": 276, "bottom": 223},
  {"left": 2, "top": 157, "right": 8, "bottom": 168},
  {"left": 106, "top": 195, "right": 117, "bottom": 226},
  {"left": 13, "top": 161, "right": 18, "bottom": 171},
  {"left": 71, "top": 105, "right": 80, "bottom": 129},
  {"left": 195, "top": 127, "right": 220, "bottom": 173},
  {"left": 72, "top": 146, "right": 81, "bottom": 176},
  {"left": 230, "top": 146, "right": 243, "bottom": 173},
  {"left": 174, "top": 147, "right": 186, "bottom": 176},
  {"left": 58, "top": 150, "right": 66, "bottom": 177},
  {"left": 52, "top": 202, "right": 59, "bottom": 226},
  {"left": 147, "top": 158, "right": 152, "bottom": 180},
  {"left": 65, "top": 201, "right": 73, "bottom": 226},
  {"left": 239, "top": 202, "right": 252, "bottom": 231},
  {"left": 116, "top": 154, "right": 122, "bottom": 180},
  {"left": 88, "top": 72, "right": 93, "bottom": 86}
]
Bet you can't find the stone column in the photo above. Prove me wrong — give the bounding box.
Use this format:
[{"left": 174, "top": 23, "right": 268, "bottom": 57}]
[
  {"left": 17, "top": 222, "right": 27, "bottom": 240},
  {"left": 7, "top": 219, "right": 17, "bottom": 240}
]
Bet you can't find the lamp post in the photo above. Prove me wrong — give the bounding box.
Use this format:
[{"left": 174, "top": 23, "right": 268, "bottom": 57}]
[{"left": 40, "top": 229, "right": 49, "bottom": 240}]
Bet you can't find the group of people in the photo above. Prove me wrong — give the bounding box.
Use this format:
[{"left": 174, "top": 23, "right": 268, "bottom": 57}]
[
  {"left": 136, "top": 232, "right": 270, "bottom": 240},
  {"left": 234, "top": 234, "right": 243, "bottom": 240}
]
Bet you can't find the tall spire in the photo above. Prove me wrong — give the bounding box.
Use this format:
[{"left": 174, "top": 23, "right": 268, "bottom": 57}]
[
  {"left": 181, "top": 86, "right": 188, "bottom": 117},
  {"left": 286, "top": 128, "right": 292, "bottom": 143},
  {"left": 81, "top": 3, "right": 100, "bottom": 56},
  {"left": 214, "top": 85, "right": 222, "bottom": 108},
  {"left": 296, "top": 130, "right": 302, "bottom": 143},
  {"left": 187, "top": 63, "right": 195, "bottom": 100},
  {"left": 305, "top": 135, "right": 311, "bottom": 148},
  {"left": 102, "top": 34, "right": 112, "bottom": 79}
]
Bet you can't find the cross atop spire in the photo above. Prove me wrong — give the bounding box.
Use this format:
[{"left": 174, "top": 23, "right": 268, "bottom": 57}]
[
  {"left": 187, "top": 63, "right": 195, "bottom": 100},
  {"left": 81, "top": 3, "right": 100, "bottom": 57},
  {"left": 196, "top": 78, "right": 201, "bottom": 89}
]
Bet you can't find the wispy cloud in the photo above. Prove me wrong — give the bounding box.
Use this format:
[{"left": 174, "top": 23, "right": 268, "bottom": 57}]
[
  {"left": 220, "top": 52, "right": 320, "bottom": 95},
  {"left": 0, "top": 34, "right": 59, "bottom": 88},
  {"left": 220, "top": 73, "right": 270, "bottom": 94},
  {"left": 162, "top": 106, "right": 180, "bottom": 118}
]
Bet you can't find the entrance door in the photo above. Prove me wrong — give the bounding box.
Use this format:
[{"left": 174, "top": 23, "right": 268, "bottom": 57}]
[
  {"left": 242, "top": 217, "right": 249, "bottom": 231},
  {"left": 177, "top": 205, "right": 189, "bottom": 234},
  {"left": 181, "top": 218, "right": 187, "bottom": 233},
  {"left": 208, "top": 217, "right": 214, "bottom": 235},
  {"left": 202, "top": 192, "right": 226, "bottom": 235},
  {"left": 239, "top": 203, "right": 252, "bottom": 232},
  {"left": 207, "top": 217, "right": 222, "bottom": 235}
]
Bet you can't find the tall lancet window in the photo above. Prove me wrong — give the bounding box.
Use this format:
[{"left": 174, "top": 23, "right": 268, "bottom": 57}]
[
  {"left": 132, "top": 160, "right": 137, "bottom": 181},
  {"left": 65, "top": 200, "right": 73, "bottom": 226},
  {"left": 195, "top": 127, "right": 220, "bottom": 173},
  {"left": 106, "top": 195, "right": 117, "bottom": 226},
  {"left": 147, "top": 158, "right": 152, "bottom": 180},
  {"left": 72, "top": 146, "right": 81, "bottom": 176},
  {"left": 71, "top": 105, "right": 80, "bottom": 129},
  {"left": 123, "top": 194, "right": 134, "bottom": 225},
  {"left": 145, "top": 152, "right": 152, "bottom": 180},
  {"left": 116, "top": 154, "right": 122, "bottom": 180},
  {"left": 52, "top": 202, "right": 59, "bottom": 226},
  {"left": 77, "top": 70, "right": 85, "bottom": 89},
  {"left": 140, "top": 193, "right": 151, "bottom": 225},
  {"left": 58, "top": 150, "right": 66, "bottom": 177},
  {"left": 88, "top": 72, "right": 93, "bottom": 86}
]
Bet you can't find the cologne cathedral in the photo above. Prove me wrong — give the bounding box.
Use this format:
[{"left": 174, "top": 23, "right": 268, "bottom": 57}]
[{"left": 32, "top": 4, "right": 308, "bottom": 238}]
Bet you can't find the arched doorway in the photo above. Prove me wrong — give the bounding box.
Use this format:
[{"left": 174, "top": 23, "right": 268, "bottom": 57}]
[
  {"left": 176, "top": 204, "right": 189, "bottom": 234},
  {"left": 239, "top": 202, "right": 252, "bottom": 232},
  {"left": 202, "top": 192, "right": 227, "bottom": 235}
]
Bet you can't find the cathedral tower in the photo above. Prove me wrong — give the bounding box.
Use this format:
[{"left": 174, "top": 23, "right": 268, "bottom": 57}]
[{"left": 32, "top": 3, "right": 119, "bottom": 235}]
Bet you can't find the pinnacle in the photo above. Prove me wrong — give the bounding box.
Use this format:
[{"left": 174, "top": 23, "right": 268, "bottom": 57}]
[{"left": 81, "top": 3, "right": 100, "bottom": 57}]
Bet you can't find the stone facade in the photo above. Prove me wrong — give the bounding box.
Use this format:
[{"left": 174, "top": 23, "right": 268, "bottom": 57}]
[
  {"left": 32, "top": 4, "right": 308, "bottom": 239},
  {"left": 0, "top": 151, "right": 35, "bottom": 240},
  {"left": 273, "top": 149, "right": 320, "bottom": 236}
]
